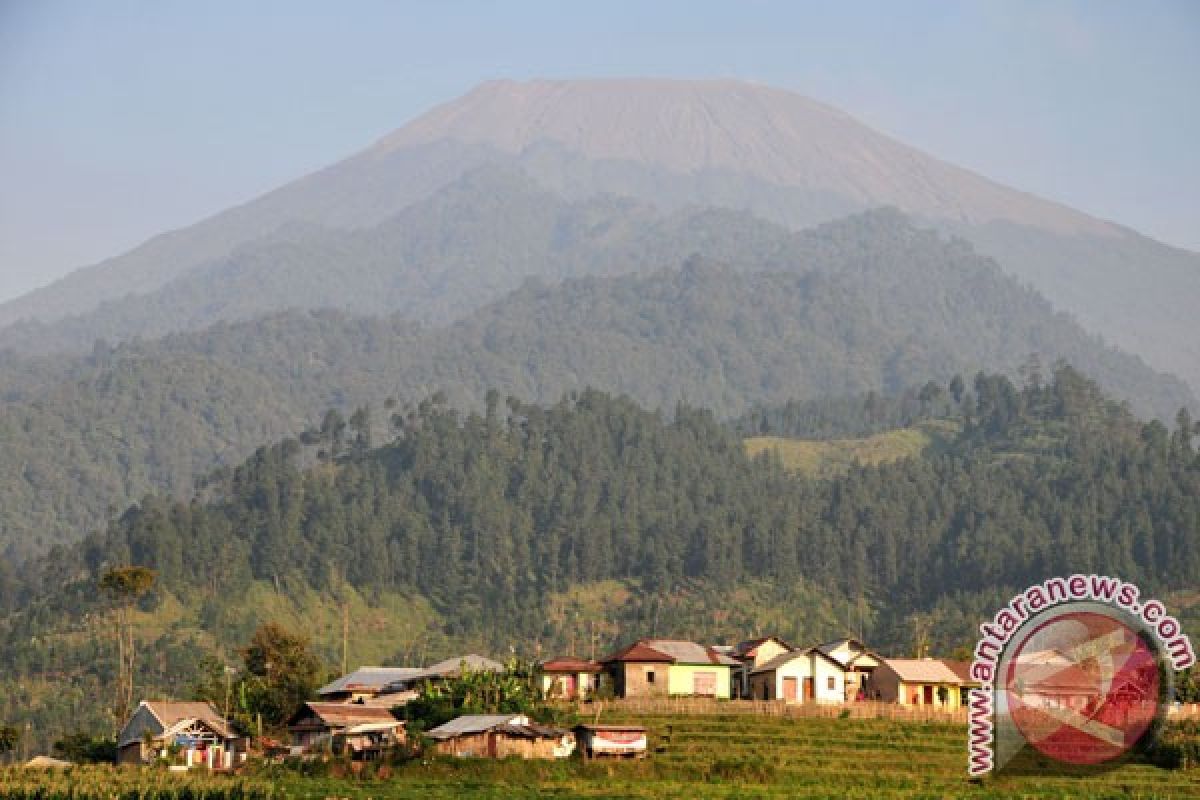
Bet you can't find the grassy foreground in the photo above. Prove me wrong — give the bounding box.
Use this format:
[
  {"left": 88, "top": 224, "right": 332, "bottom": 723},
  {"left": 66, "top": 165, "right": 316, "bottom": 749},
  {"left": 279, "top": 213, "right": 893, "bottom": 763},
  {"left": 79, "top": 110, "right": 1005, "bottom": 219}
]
[{"left": 5, "top": 713, "right": 1198, "bottom": 799}]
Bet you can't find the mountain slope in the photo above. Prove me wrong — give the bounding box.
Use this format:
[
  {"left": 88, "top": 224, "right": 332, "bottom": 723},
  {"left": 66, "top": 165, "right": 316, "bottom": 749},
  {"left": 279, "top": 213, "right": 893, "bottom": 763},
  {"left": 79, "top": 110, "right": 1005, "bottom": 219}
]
[
  {"left": 2, "top": 79, "right": 1195, "bottom": 391},
  {"left": 0, "top": 210, "right": 1191, "bottom": 558},
  {"left": 2, "top": 372, "right": 1197, "bottom": 748},
  {"left": 0, "top": 168, "right": 794, "bottom": 352}
]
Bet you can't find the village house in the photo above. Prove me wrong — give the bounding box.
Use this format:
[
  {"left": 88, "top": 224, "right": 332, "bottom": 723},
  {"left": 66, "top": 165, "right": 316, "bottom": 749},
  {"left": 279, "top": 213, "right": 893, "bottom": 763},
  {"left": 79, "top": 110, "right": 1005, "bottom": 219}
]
[
  {"left": 942, "top": 659, "right": 983, "bottom": 707},
  {"left": 117, "top": 701, "right": 242, "bottom": 768},
  {"left": 748, "top": 647, "right": 846, "bottom": 703},
  {"left": 286, "top": 702, "right": 406, "bottom": 756},
  {"left": 601, "top": 639, "right": 738, "bottom": 698},
  {"left": 818, "top": 638, "right": 884, "bottom": 702},
  {"left": 574, "top": 723, "right": 648, "bottom": 759},
  {"left": 538, "top": 656, "right": 606, "bottom": 700},
  {"left": 872, "top": 658, "right": 964, "bottom": 707},
  {"left": 316, "top": 666, "right": 424, "bottom": 703},
  {"left": 426, "top": 714, "right": 576, "bottom": 759},
  {"left": 726, "top": 636, "right": 792, "bottom": 698}
]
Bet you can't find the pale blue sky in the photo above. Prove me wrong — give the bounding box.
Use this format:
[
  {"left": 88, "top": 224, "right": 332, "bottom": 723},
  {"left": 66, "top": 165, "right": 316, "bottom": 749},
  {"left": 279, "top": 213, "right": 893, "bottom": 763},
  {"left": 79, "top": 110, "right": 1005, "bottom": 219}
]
[{"left": 1, "top": 0, "right": 1197, "bottom": 303}]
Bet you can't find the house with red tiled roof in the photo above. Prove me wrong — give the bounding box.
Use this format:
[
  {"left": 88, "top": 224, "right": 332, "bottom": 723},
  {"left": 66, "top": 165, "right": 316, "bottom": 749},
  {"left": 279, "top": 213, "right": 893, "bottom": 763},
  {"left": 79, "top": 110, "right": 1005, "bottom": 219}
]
[
  {"left": 538, "top": 656, "right": 607, "bottom": 700},
  {"left": 600, "top": 639, "right": 738, "bottom": 698}
]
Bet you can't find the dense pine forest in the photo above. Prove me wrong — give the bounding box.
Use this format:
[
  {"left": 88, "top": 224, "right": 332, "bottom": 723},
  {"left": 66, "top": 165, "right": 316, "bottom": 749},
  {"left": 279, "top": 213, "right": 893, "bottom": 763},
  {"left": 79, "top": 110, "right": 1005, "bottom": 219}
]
[
  {"left": 1, "top": 365, "right": 1197, "bottom": 749},
  {"left": 1, "top": 209, "right": 1193, "bottom": 560}
]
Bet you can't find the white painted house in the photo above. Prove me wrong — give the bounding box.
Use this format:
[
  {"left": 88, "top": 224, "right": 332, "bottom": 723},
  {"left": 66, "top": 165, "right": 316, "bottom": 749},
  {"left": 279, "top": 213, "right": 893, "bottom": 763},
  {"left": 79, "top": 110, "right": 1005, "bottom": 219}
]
[{"left": 748, "top": 647, "right": 845, "bottom": 703}]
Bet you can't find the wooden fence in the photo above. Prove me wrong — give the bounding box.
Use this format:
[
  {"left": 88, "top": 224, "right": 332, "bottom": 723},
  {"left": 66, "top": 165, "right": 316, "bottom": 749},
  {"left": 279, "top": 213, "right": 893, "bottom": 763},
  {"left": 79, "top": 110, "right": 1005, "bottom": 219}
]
[{"left": 571, "top": 697, "right": 969, "bottom": 723}]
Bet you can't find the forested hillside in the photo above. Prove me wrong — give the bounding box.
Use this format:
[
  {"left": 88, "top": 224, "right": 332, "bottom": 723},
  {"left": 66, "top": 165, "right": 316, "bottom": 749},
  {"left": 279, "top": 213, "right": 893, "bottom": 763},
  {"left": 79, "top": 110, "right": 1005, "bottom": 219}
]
[
  {"left": 1, "top": 367, "right": 1197, "bottom": 748},
  {"left": 0, "top": 210, "right": 1191, "bottom": 559}
]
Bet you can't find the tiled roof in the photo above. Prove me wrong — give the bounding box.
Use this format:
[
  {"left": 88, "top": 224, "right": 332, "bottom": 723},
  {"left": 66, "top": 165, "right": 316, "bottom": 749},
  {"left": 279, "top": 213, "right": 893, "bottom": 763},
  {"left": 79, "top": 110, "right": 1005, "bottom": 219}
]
[
  {"left": 883, "top": 658, "right": 962, "bottom": 684},
  {"left": 318, "top": 666, "right": 424, "bottom": 696},
  {"left": 941, "top": 660, "right": 979, "bottom": 685},
  {"left": 540, "top": 657, "right": 603, "bottom": 673},
  {"left": 601, "top": 641, "right": 676, "bottom": 663},
  {"left": 603, "top": 638, "right": 738, "bottom": 666}
]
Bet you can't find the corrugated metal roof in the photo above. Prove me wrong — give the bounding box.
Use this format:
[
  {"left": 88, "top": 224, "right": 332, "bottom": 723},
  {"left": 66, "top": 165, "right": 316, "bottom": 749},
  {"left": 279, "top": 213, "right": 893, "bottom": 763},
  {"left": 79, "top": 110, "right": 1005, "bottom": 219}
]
[
  {"left": 883, "top": 658, "right": 962, "bottom": 684},
  {"left": 420, "top": 654, "right": 505, "bottom": 678},
  {"left": 141, "top": 701, "right": 235, "bottom": 740},
  {"left": 318, "top": 666, "right": 424, "bottom": 696},
  {"left": 644, "top": 639, "right": 739, "bottom": 666},
  {"left": 290, "top": 703, "right": 400, "bottom": 728},
  {"left": 750, "top": 646, "right": 843, "bottom": 675},
  {"left": 603, "top": 639, "right": 738, "bottom": 666},
  {"left": 426, "top": 714, "right": 529, "bottom": 740}
]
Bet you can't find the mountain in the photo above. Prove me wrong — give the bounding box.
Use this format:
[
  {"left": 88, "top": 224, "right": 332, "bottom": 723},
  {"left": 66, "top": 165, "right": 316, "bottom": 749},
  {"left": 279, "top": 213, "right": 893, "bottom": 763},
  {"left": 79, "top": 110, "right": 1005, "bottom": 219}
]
[
  {"left": 0, "top": 209, "right": 1191, "bottom": 560},
  {"left": 2, "top": 370, "right": 1197, "bottom": 749},
  {"left": 1, "top": 79, "right": 1196, "bottom": 391}
]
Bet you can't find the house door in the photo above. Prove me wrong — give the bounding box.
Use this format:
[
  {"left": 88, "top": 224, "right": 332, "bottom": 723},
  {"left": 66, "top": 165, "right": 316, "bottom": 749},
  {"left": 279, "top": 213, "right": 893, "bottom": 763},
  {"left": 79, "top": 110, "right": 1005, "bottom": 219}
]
[
  {"left": 803, "top": 677, "right": 815, "bottom": 701},
  {"left": 693, "top": 671, "right": 717, "bottom": 696},
  {"left": 923, "top": 685, "right": 934, "bottom": 705},
  {"left": 564, "top": 674, "right": 577, "bottom": 698},
  {"left": 782, "top": 677, "right": 798, "bottom": 701}
]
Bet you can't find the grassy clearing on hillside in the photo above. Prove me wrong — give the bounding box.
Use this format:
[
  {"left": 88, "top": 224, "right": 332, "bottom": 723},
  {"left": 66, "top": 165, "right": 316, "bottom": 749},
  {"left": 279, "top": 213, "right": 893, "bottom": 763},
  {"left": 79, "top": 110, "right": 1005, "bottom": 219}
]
[
  {"left": 744, "top": 421, "right": 953, "bottom": 478},
  {"left": 6, "top": 714, "right": 1196, "bottom": 799}
]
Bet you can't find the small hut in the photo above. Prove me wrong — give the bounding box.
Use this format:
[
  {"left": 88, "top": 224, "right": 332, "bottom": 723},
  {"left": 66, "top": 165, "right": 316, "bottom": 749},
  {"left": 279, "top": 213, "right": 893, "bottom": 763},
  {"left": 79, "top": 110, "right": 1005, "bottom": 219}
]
[
  {"left": 574, "top": 724, "right": 648, "bottom": 759},
  {"left": 426, "top": 714, "right": 575, "bottom": 759},
  {"left": 287, "top": 702, "right": 405, "bottom": 757}
]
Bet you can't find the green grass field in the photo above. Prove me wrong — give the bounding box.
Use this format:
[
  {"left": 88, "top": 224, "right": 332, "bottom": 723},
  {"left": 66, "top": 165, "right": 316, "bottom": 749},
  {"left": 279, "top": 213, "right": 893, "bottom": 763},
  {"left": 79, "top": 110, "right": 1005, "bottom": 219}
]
[
  {"left": 743, "top": 420, "right": 957, "bottom": 478},
  {"left": 6, "top": 713, "right": 1197, "bottom": 799}
]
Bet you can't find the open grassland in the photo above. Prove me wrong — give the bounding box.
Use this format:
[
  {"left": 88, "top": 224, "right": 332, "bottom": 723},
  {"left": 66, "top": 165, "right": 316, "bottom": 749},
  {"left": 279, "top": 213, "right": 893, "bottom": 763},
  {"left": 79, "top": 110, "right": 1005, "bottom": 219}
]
[
  {"left": 6, "top": 713, "right": 1197, "bottom": 799},
  {"left": 743, "top": 420, "right": 956, "bottom": 478}
]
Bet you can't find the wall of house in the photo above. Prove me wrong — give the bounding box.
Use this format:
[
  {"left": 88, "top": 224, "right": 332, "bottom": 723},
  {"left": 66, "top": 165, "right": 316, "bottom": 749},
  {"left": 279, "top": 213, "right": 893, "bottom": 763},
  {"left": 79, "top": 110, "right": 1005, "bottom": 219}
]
[
  {"left": 542, "top": 671, "right": 604, "bottom": 699},
  {"left": 884, "top": 678, "right": 961, "bottom": 707},
  {"left": 117, "top": 705, "right": 164, "bottom": 763},
  {"left": 666, "top": 665, "right": 731, "bottom": 698},
  {"left": 434, "top": 732, "right": 491, "bottom": 757},
  {"left": 494, "top": 734, "right": 575, "bottom": 759},
  {"left": 617, "top": 663, "right": 669, "bottom": 697},
  {"left": 116, "top": 741, "right": 146, "bottom": 765},
  {"left": 753, "top": 655, "right": 844, "bottom": 703},
  {"left": 752, "top": 640, "right": 790, "bottom": 667},
  {"left": 871, "top": 666, "right": 902, "bottom": 703}
]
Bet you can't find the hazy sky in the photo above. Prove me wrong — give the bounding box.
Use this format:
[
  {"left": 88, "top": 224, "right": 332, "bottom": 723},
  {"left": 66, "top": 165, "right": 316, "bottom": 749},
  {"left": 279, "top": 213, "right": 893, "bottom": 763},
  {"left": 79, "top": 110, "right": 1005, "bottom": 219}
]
[{"left": 1, "top": 0, "right": 1197, "bottom": 303}]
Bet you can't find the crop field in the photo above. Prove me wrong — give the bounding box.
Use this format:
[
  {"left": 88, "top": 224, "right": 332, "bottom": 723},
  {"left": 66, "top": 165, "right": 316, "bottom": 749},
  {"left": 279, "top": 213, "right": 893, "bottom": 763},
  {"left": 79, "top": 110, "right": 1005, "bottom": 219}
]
[{"left": 4, "top": 713, "right": 1198, "bottom": 799}]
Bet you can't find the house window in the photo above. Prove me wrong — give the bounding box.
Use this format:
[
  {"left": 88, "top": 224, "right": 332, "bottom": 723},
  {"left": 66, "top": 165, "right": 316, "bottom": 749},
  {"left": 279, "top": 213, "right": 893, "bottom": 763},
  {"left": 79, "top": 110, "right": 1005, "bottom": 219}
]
[
  {"left": 646, "top": 670, "right": 655, "bottom": 684},
  {"left": 827, "top": 676, "right": 836, "bottom": 690}
]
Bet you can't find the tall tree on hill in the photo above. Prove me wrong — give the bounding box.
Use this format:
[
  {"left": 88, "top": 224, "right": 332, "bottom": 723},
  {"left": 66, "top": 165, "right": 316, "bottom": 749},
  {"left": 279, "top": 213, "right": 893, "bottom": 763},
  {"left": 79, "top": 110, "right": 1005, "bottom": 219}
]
[
  {"left": 98, "top": 566, "right": 156, "bottom": 730},
  {"left": 238, "top": 622, "right": 324, "bottom": 729}
]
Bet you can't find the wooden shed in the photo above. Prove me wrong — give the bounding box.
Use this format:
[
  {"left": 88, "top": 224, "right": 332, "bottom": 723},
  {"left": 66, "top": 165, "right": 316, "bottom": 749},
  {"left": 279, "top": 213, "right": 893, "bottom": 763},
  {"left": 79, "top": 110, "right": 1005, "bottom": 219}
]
[{"left": 426, "top": 714, "right": 576, "bottom": 759}]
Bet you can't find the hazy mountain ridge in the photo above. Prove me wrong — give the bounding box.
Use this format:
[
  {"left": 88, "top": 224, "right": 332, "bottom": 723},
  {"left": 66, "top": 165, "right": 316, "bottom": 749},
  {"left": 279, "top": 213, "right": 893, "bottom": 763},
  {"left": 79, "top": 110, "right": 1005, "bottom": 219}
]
[
  {"left": 0, "top": 209, "right": 1191, "bottom": 559},
  {"left": 1, "top": 78, "right": 1195, "bottom": 392}
]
